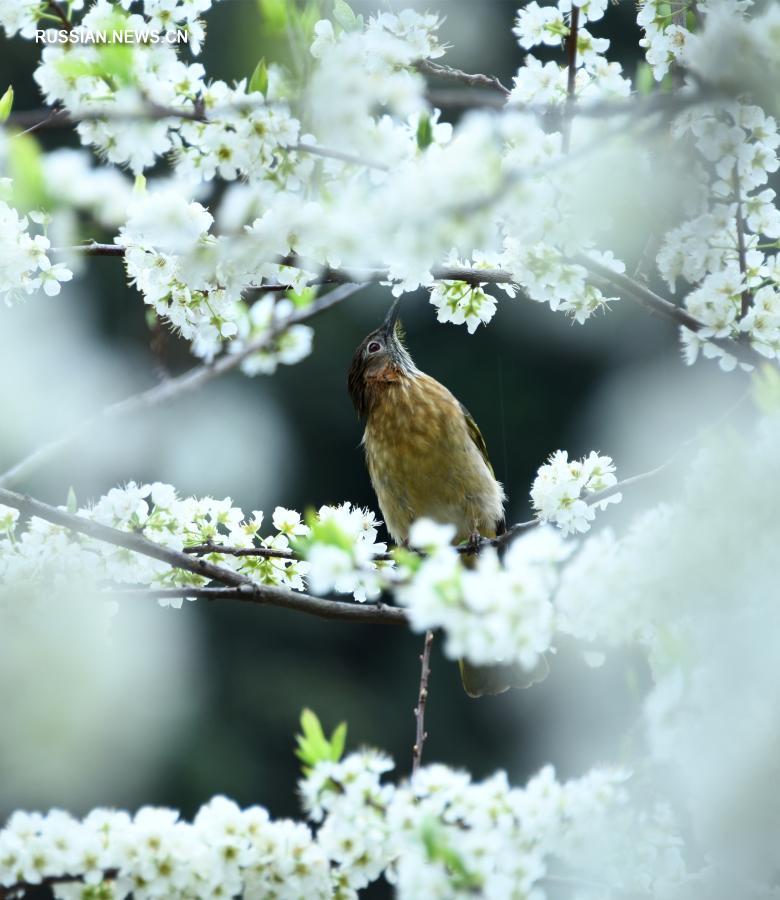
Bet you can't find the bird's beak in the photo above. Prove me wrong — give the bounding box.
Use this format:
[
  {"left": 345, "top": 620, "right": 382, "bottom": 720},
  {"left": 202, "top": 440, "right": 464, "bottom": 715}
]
[{"left": 381, "top": 298, "right": 401, "bottom": 337}]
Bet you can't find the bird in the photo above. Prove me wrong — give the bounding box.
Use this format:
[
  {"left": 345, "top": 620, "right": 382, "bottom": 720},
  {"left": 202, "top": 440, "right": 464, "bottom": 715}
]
[{"left": 347, "top": 298, "right": 548, "bottom": 697}]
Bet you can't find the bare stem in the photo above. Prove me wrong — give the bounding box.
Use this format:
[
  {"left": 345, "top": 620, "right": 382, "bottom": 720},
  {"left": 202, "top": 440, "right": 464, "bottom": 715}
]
[
  {"left": 577, "top": 254, "right": 760, "bottom": 367},
  {"left": 734, "top": 168, "right": 753, "bottom": 318},
  {"left": 416, "top": 58, "right": 510, "bottom": 96},
  {"left": 562, "top": 4, "right": 580, "bottom": 153},
  {"left": 47, "top": 0, "right": 72, "bottom": 30},
  {"left": 412, "top": 630, "right": 435, "bottom": 774}
]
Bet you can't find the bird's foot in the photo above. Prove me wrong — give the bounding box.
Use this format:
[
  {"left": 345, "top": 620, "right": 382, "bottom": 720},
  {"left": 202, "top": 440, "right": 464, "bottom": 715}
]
[{"left": 465, "top": 531, "right": 483, "bottom": 555}]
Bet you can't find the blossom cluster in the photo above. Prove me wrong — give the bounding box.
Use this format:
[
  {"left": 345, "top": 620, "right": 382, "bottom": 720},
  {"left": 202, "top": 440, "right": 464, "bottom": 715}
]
[
  {"left": 0, "top": 198, "right": 73, "bottom": 305},
  {"left": 637, "top": 0, "right": 690, "bottom": 81},
  {"left": 3, "top": 0, "right": 635, "bottom": 336},
  {"left": 654, "top": 97, "right": 780, "bottom": 370},
  {"left": 0, "top": 483, "right": 387, "bottom": 605},
  {"left": 395, "top": 520, "right": 568, "bottom": 672},
  {"left": 428, "top": 277, "right": 498, "bottom": 334},
  {"left": 531, "top": 449, "right": 619, "bottom": 535},
  {"left": 0, "top": 745, "right": 675, "bottom": 900},
  {"left": 117, "top": 186, "right": 316, "bottom": 362}
]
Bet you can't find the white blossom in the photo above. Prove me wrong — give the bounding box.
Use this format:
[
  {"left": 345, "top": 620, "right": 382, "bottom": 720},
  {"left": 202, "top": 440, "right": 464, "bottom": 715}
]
[{"left": 531, "top": 449, "right": 620, "bottom": 534}]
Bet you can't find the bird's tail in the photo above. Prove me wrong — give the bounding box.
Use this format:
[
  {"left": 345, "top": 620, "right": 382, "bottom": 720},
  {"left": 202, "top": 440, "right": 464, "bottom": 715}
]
[{"left": 459, "top": 655, "right": 549, "bottom": 698}]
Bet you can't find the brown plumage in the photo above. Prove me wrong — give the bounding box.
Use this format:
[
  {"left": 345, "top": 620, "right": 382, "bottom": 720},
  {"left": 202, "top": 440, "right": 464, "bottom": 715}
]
[{"left": 348, "top": 300, "right": 548, "bottom": 696}]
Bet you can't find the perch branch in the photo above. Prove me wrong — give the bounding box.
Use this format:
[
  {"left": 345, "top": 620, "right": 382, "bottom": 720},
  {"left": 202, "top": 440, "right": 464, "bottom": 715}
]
[
  {"left": 0, "top": 487, "right": 409, "bottom": 626},
  {"left": 108, "top": 586, "right": 408, "bottom": 625}
]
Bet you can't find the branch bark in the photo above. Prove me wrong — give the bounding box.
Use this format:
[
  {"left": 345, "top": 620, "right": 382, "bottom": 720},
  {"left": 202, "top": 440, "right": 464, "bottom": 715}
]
[
  {"left": 0, "top": 486, "right": 254, "bottom": 587},
  {"left": 109, "top": 586, "right": 409, "bottom": 625},
  {"left": 415, "top": 59, "right": 510, "bottom": 96},
  {"left": 577, "top": 254, "right": 761, "bottom": 367},
  {"left": 0, "top": 486, "right": 409, "bottom": 626},
  {"left": 412, "top": 630, "right": 434, "bottom": 774},
  {"left": 562, "top": 4, "right": 580, "bottom": 153}
]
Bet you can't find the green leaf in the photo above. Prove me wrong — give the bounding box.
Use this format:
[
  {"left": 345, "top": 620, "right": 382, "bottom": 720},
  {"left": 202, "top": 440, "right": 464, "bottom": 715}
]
[
  {"left": 287, "top": 285, "right": 315, "bottom": 308},
  {"left": 249, "top": 57, "right": 269, "bottom": 96},
  {"left": 257, "top": 0, "right": 288, "bottom": 31},
  {"left": 97, "top": 42, "right": 135, "bottom": 87},
  {"left": 416, "top": 113, "right": 434, "bottom": 150},
  {"left": 0, "top": 85, "right": 13, "bottom": 123},
  {"left": 294, "top": 709, "right": 348, "bottom": 773},
  {"left": 635, "top": 62, "right": 655, "bottom": 96},
  {"left": 300, "top": 1, "right": 325, "bottom": 40},
  {"left": 333, "top": 0, "right": 359, "bottom": 31},
  {"left": 329, "top": 721, "right": 347, "bottom": 761},
  {"left": 66, "top": 487, "right": 78, "bottom": 514},
  {"left": 56, "top": 41, "right": 135, "bottom": 90},
  {"left": 753, "top": 363, "right": 780, "bottom": 414},
  {"left": 7, "top": 132, "right": 48, "bottom": 212}
]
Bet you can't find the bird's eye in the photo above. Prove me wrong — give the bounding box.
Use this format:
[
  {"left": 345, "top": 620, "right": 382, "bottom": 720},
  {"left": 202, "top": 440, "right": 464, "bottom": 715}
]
[{"left": 367, "top": 341, "right": 382, "bottom": 353}]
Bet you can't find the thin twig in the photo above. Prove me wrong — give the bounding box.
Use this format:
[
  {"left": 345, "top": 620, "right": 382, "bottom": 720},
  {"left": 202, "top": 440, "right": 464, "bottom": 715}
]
[
  {"left": 0, "top": 283, "right": 363, "bottom": 488},
  {"left": 416, "top": 59, "right": 510, "bottom": 96},
  {"left": 577, "top": 254, "right": 761, "bottom": 367},
  {"left": 46, "top": 0, "right": 72, "bottom": 30},
  {"left": 734, "top": 168, "right": 753, "bottom": 318},
  {"left": 183, "top": 542, "right": 394, "bottom": 562},
  {"left": 562, "top": 4, "right": 580, "bottom": 153},
  {"left": 412, "top": 630, "right": 434, "bottom": 774},
  {"left": 0, "top": 284, "right": 363, "bottom": 487}
]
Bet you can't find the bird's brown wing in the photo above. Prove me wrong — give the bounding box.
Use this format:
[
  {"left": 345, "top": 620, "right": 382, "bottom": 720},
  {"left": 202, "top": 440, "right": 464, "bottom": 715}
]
[{"left": 459, "top": 402, "right": 506, "bottom": 535}]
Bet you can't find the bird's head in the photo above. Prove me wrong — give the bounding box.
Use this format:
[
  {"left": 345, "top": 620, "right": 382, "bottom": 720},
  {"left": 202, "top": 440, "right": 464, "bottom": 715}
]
[{"left": 347, "top": 299, "right": 418, "bottom": 418}]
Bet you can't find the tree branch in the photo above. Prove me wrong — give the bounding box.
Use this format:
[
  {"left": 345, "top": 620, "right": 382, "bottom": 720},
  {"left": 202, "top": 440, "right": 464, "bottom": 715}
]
[
  {"left": 108, "top": 586, "right": 409, "bottom": 625},
  {"left": 0, "top": 283, "right": 363, "bottom": 488},
  {"left": 0, "top": 486, "right": 254, "bottom": 587},
  {"left": 0, "top": 486, "right": 409, "bottom": 626},
  {"left": 412, "top": 630, "right": 434, "bottom": 774},
  {"left": 60, "top": 244, "right": 764, "bottom": 365},
  {"left": 415, "top": 59, "right": 510, "bottom": 96},
  {"left": 577, "top": 254, "right": 761, "bottom": 367}
]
